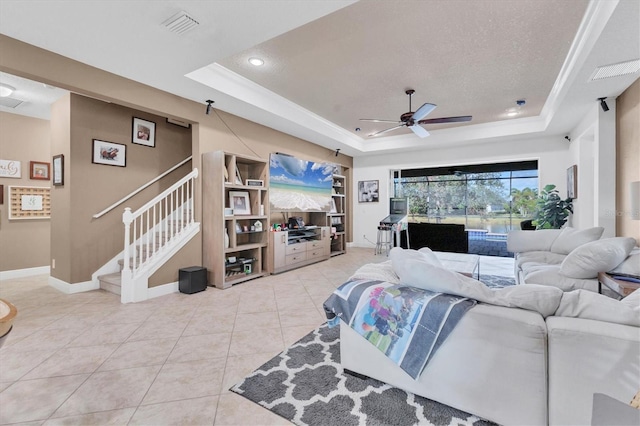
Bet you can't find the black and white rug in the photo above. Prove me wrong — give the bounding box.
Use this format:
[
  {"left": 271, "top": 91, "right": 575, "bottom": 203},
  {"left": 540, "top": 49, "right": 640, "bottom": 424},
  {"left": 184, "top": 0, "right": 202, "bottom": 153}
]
[{"left": 230, "top": 324, "right": 495, "bottom": 426}]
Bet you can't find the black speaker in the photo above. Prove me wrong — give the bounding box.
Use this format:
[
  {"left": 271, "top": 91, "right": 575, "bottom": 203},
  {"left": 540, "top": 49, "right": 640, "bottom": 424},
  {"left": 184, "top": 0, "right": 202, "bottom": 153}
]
[{"left": 179, "top": 266, "right": 207, "bottom": 294}]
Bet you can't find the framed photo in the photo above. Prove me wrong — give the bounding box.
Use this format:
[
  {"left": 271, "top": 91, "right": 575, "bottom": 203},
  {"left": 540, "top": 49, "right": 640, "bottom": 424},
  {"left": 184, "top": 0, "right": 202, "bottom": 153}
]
[
  {"left": 29, "top": 161, "right": 50, "bottom": 180},
  {"left": 92, "top": 140, "right": 126, "bottom": 167},
  {"left": 567, "top": 165, "right": 577, "bottom": 199},
  {"left": 52, "top": 154, "right": 64, "bottom": 186},
  {"left": 358, "top": 180, "right": 379, "bottom": 203},
  {"left": 0, "top": 159, "right": 21, "bottom": 178},
  {"left": 229, "top": 191, "right": 251, "bottom": 215},
  {"left": 132, "top": 117, "right": 156, "bottom": 147},
  {"left": 246, "top": 179, "right": 264, "bottom": 187}
]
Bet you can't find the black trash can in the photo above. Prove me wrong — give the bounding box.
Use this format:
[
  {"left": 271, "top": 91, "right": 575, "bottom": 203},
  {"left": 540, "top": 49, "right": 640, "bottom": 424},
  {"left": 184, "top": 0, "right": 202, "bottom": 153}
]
[{"left": 179, "top": 266, "right": 207, "bottom": 294}]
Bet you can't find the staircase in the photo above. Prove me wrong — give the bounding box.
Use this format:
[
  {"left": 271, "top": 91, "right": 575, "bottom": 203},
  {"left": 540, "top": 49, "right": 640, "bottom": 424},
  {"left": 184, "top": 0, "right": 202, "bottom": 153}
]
[{"left": 96, "top": 168, "right": 200, "bottom": 303}]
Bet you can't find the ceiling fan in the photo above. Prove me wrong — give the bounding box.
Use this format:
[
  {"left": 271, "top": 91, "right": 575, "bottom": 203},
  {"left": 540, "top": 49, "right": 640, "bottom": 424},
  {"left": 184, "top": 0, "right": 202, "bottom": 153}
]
[{"left": 360, "top": 89, "right": 472, "bottom": 138}]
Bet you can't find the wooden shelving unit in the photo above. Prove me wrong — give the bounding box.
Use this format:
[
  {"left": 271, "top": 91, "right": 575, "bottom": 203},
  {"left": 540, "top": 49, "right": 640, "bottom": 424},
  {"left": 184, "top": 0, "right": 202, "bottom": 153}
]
[
  {"left": 327, "top": 174, "right": 346, "bottom": 256},
  {"left": 202, "top": 151, "right": 269, "bottom": 289}
]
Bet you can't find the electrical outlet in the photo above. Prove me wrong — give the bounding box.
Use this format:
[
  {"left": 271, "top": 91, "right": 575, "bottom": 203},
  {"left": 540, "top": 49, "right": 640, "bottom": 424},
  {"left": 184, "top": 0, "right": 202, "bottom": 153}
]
[{"left": 52, "top": 259, "right": 55, "bottom": 269}]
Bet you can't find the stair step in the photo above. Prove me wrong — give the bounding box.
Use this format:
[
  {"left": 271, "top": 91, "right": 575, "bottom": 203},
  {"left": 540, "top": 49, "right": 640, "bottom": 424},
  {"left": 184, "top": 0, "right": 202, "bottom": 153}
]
[{"left": 98, "top": 272, "right": 121, "bottom": 295}]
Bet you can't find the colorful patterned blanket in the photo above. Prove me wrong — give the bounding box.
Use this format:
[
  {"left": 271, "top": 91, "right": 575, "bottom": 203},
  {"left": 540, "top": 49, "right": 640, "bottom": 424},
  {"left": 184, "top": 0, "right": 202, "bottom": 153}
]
[{"left": 324, "top": 279, "right": 476, "bottom": 379}]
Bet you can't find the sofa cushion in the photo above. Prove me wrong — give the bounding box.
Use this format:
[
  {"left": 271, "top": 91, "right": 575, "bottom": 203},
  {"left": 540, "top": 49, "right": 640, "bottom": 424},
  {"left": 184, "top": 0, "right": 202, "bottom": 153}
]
[
  {"left": 554, "top": 289, "right": 640, "bottom": 327},
  {"left": 609, "top": 247, "right": 640, "bottom": 276},
  {"left": 516, "top": 251, "right": 566, "bottom": 269},
  {"left": 389, "top": 246, "right": 443, "bottom": 267},
  {"left": 559, "top": 237, "right": 637, "bottom": 279},
  {"left": 391, "top": 248, "right": 563, "bottom": 317},
  {"left": 520, "top": 264, "right": 598, "bottom": 292},
  {"left": 549, "top": 226, "right": 604, "bottom": 255},
  {"left": 507, "top": 229, "right": 562, "bottom": 253}
]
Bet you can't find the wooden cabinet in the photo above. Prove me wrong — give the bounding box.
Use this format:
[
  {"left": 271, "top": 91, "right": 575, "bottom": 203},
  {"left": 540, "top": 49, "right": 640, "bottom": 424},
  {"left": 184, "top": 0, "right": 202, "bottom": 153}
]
[
  {"left": 328, "top": 174, "right": 346, "bottom": 256},
  {"left": 270, "top": 227, "right": 331, "bottom": 274},
  {"left": 202, "top": 151, "right": 269, "bottom": 289}
]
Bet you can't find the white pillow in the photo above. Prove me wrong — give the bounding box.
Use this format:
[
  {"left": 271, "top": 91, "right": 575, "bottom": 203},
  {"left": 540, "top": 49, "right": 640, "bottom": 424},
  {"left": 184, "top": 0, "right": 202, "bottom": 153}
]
[
  {"left": 549, "top": 227, "right": 604, "bottom": 255},
  {"left": 559, "top": 237, "right": 637, "bottom": 279},
  {"left": 392, "top": 254, "right": 562, "bottom": 317},
  {"left": 507, "top": 229, "right": 562, "bottom": 253},
  {"left": 609, "top": 248, "right": 640, "bottom": 276},
  {"left": 555, "top": 289, "right": 640, "bottom": 327}
]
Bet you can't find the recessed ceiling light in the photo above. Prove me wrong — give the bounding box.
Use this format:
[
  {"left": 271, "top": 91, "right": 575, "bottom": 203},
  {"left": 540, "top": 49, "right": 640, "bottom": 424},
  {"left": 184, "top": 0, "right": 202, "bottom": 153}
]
[
  {"left": 0, "top": 83, "right": 15, "bottom": 97},
  {"left": 248, "top": 57, "right": 264, "bottom": 66}
]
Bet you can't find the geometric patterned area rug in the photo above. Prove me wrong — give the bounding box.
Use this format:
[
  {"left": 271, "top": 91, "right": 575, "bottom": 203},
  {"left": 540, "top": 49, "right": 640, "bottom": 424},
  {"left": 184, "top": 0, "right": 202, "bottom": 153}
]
[{"left": 230, "top": 324, "right": 496, "bottom": 426}]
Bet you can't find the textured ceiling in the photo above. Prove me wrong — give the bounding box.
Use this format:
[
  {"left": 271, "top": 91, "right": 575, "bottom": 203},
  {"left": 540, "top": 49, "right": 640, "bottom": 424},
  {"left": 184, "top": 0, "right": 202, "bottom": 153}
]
[
  {"left": 0, "top": 0, "right": 638, "bottom": 156},
  {"left": 218, "top": 0, "right": 589, "bottom": 138}
]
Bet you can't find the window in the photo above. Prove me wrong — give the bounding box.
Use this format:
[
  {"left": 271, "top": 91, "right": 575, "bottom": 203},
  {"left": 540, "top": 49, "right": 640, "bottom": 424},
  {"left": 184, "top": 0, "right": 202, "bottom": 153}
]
[{"left": 393, "top": 161, "right": 538, "bottom": 234}]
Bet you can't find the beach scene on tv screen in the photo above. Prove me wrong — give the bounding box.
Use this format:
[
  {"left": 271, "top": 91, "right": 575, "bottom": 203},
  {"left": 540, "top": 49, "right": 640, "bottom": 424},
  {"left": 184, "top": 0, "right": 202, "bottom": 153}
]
[{"left": 270, "top": 153, "right": 333, "bottom": 212}]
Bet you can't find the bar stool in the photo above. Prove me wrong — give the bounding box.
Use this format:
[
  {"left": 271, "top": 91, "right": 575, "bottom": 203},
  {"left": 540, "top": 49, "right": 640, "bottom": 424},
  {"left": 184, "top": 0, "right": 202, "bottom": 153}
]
[{"left": 376, "top": 225, "right": 393, "bottom": 256}]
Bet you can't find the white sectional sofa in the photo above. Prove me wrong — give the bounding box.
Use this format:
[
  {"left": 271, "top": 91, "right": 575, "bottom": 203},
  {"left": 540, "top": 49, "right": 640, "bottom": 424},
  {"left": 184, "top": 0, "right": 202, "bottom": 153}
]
[
  {"left": 336, "top": 248, "right": 640, "bottom": 426},
  {"left": 507, "top": 227, "right": 639, "bottom": 292}
]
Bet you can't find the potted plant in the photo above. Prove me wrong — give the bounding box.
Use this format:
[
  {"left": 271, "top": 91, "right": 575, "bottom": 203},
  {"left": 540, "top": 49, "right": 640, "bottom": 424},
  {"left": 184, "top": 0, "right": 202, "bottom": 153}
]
[{"left": 533, "top": 184, "right": 573, "bottom": 229}]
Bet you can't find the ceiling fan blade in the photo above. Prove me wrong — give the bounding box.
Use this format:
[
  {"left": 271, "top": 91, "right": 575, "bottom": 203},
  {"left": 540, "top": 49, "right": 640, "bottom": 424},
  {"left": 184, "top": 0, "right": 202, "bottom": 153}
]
[
  {"left": 369, "top": 124, "right": 406, "bottom": 137},
  {"left": 417, "top": 115, "right": 473, "bottom": 124},
  {"left": 409, "top": 124, "right": 430, "bottom": 138},
  {"left": 359, "top": 118, "right": 403, "bottom": 123},
  {"left": 412, "top": 103, "right": 437, "bottom": 121}
]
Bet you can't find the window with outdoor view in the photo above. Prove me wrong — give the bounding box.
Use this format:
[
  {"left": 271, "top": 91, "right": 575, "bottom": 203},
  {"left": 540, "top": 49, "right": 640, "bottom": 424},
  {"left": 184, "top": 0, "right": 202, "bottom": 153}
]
[{"left": 392, "top": 161, "right": 538, "bottom": 236}]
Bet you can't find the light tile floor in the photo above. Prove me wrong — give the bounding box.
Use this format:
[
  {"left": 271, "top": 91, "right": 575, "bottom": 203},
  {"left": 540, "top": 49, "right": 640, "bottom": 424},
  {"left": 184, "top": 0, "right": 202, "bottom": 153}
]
[{"left": 0, "top": 248, "right": 513, "bottom": 425}]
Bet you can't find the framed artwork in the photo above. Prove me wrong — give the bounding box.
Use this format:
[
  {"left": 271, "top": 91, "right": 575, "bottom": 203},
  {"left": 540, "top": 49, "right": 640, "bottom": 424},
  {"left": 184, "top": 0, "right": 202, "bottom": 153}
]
[
  {"left": 30, "top": 161, "right": 50, "bottom": 180},
  {"left": 358, "top": 180, "right": 379, "bottom": 203},
  {"left": 0, "top": 159, "right": 21, "bottom": 178},
  {"left": 53, "top": 154, "right": 64, "bottom": 186},
  {"left": 132, "top": 117, "right": 156, "bottom": 147},
  {"left": 567, "top": 165, "right": 577, "bottom": 199},
  {"left": 92, "top": 140, "right": 126, "bottom": 167},
  {"left": 229, "top": 191, "right": 251, "bottom": 215},
  {"left": 8, "top": 186, "right": 51, "bottom": 220}
]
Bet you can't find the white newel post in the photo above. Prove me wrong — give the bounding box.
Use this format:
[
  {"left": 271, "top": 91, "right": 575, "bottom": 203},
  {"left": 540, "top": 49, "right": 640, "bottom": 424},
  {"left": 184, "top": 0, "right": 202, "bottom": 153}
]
[{"left": 121, "top": 207, "right": 134, "bottom": 303}]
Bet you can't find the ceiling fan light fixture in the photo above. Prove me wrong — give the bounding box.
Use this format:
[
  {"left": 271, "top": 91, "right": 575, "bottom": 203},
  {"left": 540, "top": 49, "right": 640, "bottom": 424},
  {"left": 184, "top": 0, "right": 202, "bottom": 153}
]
[
  {"left": 0, "top": 83, "right": 15, "bottom": 97},
  {"left": 248, "top": 57, "right": 264, "bottom": 66}
]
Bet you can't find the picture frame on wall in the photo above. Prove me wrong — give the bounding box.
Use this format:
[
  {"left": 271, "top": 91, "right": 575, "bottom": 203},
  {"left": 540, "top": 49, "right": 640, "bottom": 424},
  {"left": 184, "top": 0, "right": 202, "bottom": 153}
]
[
  {"left": 92, "top": 140, "right": 126, "bottom": 167},
  {"left": 229, "top": 191, "right": 251, "bottom": 215},
  {"left": 358, "top": 180, "right": 379, "bottom": 203},
  {"left": 567, "top": 165, "right": 577, "bottom": 199},
  {"left": 29, "top": 161, "right": 50, "bottom": 180},
  {"left": 52, "top": 154, "right": 64, "bottom": 186},
  {"left": 132, "top": 117, "right": 156, "bottom": 147}
]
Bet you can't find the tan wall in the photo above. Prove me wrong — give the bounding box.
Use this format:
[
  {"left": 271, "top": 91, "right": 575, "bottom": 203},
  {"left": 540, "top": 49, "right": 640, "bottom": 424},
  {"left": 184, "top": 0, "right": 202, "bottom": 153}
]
[
  {"left": 0, "top": 34, "right": 353, "bottom": 286},
  {"left": 616, "top": 77, "right": 640, "bottom": 243},
  {"left": 0, "top": 112, "right": 51, "bottom": 271}
]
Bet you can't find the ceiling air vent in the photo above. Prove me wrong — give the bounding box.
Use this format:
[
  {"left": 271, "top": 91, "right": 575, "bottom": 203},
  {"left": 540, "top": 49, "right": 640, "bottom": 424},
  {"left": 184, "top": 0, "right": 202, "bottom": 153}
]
[
  {"left": 0, "top": 97, "right": 24, "bottom": 108},
  {"left": 591, "top": 59, "right": 640, "bottom": 81},
  {"left": 162, "top": 11, "right": 199, "bottom": 35}
]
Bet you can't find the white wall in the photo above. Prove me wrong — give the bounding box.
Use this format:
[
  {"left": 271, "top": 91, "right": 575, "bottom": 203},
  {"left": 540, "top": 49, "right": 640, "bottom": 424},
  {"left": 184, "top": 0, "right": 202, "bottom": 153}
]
[
  {"left": 351, "top": 135, "right": 571, "bottom": 248},
  {"left": 569, "top": 102, "right": 617, "bottom": 237}
]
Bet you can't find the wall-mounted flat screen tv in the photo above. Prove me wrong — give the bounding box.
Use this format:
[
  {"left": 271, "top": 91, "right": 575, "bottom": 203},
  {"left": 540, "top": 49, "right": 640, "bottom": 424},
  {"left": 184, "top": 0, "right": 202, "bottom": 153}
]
[{"left": 269, "top": 153, "right": 334, "bottom": 212}]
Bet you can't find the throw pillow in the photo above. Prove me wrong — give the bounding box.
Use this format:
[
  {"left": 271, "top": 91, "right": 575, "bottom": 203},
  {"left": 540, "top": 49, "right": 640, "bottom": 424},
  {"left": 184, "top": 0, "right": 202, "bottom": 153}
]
[
  {"left": 555, "top": 289, "right": 640, "bottom": 327},
  {"left": 549, "top": 226, "right": 604, "bottom": 255},
  {"left": 559, "top": 237, "right": 637, "bottom": 279},
  {"left": 609, "top": 248, "right": 640, "bottom": 276}
]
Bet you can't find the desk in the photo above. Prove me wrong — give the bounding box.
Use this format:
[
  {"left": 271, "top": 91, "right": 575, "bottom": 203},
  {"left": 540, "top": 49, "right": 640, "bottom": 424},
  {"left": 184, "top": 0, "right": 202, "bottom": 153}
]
[{"left": 598, "top": 272, "right": 640, "bottom": 300}]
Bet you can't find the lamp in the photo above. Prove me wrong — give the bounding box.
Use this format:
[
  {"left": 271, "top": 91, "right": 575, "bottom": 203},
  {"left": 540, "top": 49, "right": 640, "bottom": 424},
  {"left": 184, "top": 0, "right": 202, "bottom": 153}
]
[
  {"left": 0, "top": 83, "right": 15, "bottom": 97},
  {"left": 598, "top": 97, "right": 609, "bottom": 112},
  {"left": 631, "top": 181, "right": 640, "bottom": 220}
]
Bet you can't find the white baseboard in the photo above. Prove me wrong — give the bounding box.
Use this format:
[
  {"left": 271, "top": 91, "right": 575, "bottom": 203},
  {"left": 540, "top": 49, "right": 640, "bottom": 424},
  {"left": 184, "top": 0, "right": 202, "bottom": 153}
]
[
  {"left": 48, "top": 276, "right": 99, "bottom": 294},
  {"left": 147, "top": 281, "right": 179, "bottom": 299},
  {"left": 0, "top": 266, "right": 50, "bottom": 281}
]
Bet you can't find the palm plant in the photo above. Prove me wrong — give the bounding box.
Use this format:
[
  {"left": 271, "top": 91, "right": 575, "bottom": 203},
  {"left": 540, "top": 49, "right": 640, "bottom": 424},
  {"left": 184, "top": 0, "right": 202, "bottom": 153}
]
[{"left": 533, "top": 184, "right": 573, "bottom": 229}]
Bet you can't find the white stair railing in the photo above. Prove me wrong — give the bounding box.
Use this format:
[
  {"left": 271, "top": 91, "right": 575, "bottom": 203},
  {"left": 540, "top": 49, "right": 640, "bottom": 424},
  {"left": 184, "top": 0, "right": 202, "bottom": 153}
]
[{"left": 122, "top": 168, "right": 198, "bottom": 279}]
